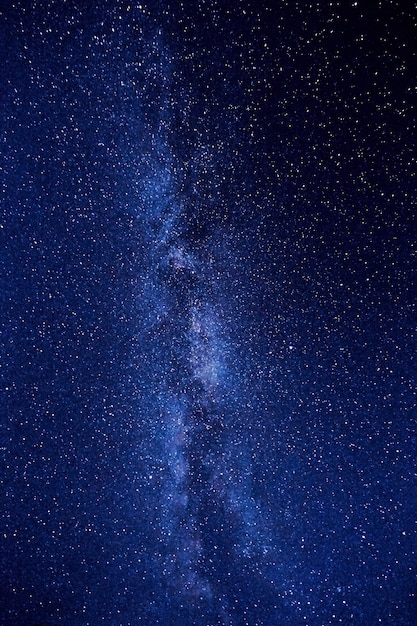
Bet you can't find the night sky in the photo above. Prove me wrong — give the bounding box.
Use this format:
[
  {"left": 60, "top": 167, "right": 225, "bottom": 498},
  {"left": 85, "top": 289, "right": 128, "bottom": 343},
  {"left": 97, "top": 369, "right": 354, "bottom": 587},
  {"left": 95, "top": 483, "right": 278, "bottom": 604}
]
[{"left": 1, "top": 1, "right": 416, "bottom": 624}]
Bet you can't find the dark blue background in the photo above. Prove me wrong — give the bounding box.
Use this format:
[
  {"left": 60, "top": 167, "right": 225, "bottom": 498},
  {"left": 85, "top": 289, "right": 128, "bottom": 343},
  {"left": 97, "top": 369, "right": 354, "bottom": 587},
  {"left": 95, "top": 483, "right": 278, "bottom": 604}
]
[{"left": 1, "top": 1, "right": 415, "bottom": 624}]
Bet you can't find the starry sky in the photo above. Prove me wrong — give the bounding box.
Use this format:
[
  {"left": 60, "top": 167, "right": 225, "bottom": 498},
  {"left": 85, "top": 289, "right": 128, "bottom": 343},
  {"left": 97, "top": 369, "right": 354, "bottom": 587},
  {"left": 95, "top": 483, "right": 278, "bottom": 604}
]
[{"left": 1, "top": 1, "right": 416, "bottom": 624}]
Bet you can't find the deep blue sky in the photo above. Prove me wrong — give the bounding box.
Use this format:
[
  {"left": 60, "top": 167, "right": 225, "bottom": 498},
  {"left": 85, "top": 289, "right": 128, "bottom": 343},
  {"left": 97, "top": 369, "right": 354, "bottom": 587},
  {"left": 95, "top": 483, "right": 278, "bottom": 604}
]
[{"left": 1, "top": 1, "right": 416, "bottom": 624}]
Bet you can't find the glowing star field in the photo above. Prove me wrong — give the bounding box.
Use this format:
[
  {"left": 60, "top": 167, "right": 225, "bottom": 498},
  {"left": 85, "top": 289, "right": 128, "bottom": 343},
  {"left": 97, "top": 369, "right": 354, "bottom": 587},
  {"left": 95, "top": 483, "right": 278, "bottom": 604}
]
[{"left": 1, "top": 1, "right": 416, "bottom": 624}]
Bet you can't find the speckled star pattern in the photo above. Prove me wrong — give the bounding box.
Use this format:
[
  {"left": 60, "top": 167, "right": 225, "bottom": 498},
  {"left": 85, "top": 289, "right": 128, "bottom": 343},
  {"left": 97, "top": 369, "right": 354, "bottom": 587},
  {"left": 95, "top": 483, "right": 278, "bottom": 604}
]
[{"left": 1, "top": 1, "right": 416, "bottom": 625}]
